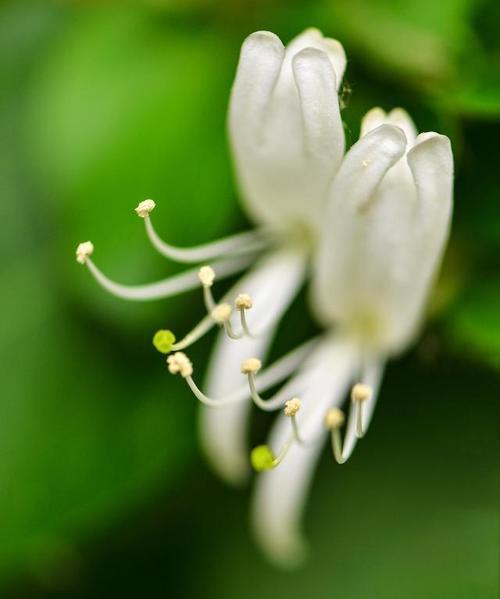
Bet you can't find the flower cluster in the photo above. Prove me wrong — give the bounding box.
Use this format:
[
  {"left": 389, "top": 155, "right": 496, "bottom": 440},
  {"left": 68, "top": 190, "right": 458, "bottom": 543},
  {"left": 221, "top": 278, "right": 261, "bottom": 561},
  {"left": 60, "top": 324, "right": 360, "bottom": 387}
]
[{"left": 76, "top": 28, "right": 453, "bottom": 566}]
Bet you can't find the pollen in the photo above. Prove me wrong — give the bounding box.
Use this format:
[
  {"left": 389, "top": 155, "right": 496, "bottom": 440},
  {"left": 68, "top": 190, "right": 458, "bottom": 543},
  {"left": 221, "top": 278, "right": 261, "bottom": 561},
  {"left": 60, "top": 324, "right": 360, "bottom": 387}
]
[
  {"left": 324, "top": 407, "right": 345, "bottom": 429},
  {"left": 211, "top": 302, "right": 232, "bottom": 323},
  {"left": 166, "top": 352, "right": 193, "bottom": 378},
  {"left": 241, "top": 357, "right": 262, "bottom": 375},
  {"left": 351, "top": 383, "right": 372, "bottom": 403},
  {"left": 198, "top": 265, "right": 215, "bottom": 287},
  {"left": 135, "top": 199, "right": 156, "bottom": 218},
  {"left": 250, "top": 445, "right": 276, "bottom": 471},
  {"left": 284, "top": 397, "right": 301, "bottom": 417},
  {"left": 152, "top": 329, "right": 176, "bottom": 354},
  {"left": 235, "top": 293, "right": 253, "bottom": 310},
  {"left": 76, "top": 241, "right": 94, "bottom": 264}
]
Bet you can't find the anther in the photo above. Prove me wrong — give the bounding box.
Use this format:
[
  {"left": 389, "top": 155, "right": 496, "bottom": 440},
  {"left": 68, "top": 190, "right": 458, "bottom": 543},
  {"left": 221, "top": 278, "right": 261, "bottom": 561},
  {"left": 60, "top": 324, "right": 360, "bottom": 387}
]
[
  {"left": 198, "top": 265, "right": 215, "bottom": 287},
  {"left": 211, "top": 302, "right": 232, "bottom": 324},
  {"left": 351, "top": 383, "right": 372, "bottom": 438},
  {"left": 284, "top": 397, "right": 301, "bottom": 417},
  {"left": 235, "top": 293, "right": 253, "bottom": 310},
  {"left": 325, "top": 408, "right": 346, "bottom": 465},
  {"left": 235, "top": 293, "right": 256, "bottom": 338},
  {"left": 135, "top": 199, "right": 156, "bottom": 218},
  {"left": 241, "top": 357, "right": 261, "bottom": 375},
  {"left": 153, "top": 329, "right": 176, "bottom": 354},
  {"left": 76, "top": 241, "right": 94, "bottom": 264},
  {"left": 166, "top": 352, "right": 193, "bottom": 378},
  {"left": 250, "top": 439, "right": 293, "bottom": 472},
  {"left": 351, "top": 383, "right": 372, "bottom": 403},
  {"left": 325, "top": 407, "right": 345, "bottom": 430}
]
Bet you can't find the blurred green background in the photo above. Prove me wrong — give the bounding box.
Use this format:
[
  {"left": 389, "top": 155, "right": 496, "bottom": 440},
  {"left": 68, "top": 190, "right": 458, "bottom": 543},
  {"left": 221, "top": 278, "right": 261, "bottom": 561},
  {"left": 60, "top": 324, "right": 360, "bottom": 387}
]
[{"left": 1, "top": 0, "right": 499, "bottom": 597}]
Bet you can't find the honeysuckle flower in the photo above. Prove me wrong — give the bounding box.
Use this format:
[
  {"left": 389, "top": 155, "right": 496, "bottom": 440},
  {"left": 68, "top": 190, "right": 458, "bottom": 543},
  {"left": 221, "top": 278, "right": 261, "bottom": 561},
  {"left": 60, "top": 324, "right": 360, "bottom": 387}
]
[
  {"left": 250, "top": 108, "right": 453, "bottom": 564},
  {"left": 75, "top": 28, "right": 347, "bottom": 475},
  {"left": 75, "top": 26, "right": 454, "bottom": 569}
]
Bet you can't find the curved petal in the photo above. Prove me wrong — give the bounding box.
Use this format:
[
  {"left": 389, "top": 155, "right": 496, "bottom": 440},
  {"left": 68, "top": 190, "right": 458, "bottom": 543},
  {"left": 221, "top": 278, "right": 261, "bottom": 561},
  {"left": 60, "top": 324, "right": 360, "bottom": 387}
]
[
  {"left": 292, "top": 48, "right": 344, "bottom": 167},
  {"left": 229, "top": 31, "right": 284, "bottom": 143},
  {"left": 199, "top": 249, "right": 307, "bottom": 484},
  {"left": 361, "top": 107, "right": 417, "bottom": 147},
  {"left": 251, "top": 335, "right": 358, "bottom": 565},
  {"left": 229, "top": 29, "right": 346, "bottom": 233},
  {"left": 312, "top": 124, "right": 407, "bottom": 331}
]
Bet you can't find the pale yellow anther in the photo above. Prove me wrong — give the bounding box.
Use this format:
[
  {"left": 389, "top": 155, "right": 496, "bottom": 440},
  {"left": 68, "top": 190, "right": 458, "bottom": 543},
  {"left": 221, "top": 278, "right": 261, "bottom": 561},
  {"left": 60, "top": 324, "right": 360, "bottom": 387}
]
[
  {"left": 75, "top": 241, "right": 94, "bottom": 264},
  {"left": 241, "top": 357, "right": 262, "bottom": 375},
  {"left": 166, "top": 352, "right": 193, "bottom": 378},
  {"left": 235, "top": 293, "right": 253, "bottom": 310},
  {"left": 351, "top": 383, "right": 372, "bottom": 403},
  {"left": 325, "top": 408, "right": 345, "bottom": 429},
  {"left": 284, "top": 397, "right": 301, "bottom": 417},
  {"left": 211, "top": 303, "right": 232, "bottom": 323},
  {"left": 198, "top": 265, "right": 215, "bottom": 287},
  {"left": 135, "top": 199, "right": 156, "bottom": 218},
  {"left": 361, "top": 159, "right": 371, "bottom": 167}
]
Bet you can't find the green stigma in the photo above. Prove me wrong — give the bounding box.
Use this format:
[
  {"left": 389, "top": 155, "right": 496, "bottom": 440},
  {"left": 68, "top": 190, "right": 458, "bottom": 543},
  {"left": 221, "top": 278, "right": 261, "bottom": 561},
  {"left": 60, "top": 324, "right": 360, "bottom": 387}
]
[
  {"left": 250, "top": 445, "right": 276, "bottom": 472},
  {"left": 153, "top": 329, "right": 176, "bottom": 354}
]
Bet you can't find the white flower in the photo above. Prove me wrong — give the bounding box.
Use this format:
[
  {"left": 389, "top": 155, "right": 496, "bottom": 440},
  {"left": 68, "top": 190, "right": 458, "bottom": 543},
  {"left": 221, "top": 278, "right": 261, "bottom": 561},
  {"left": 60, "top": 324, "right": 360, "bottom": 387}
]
[
  {"left": 76, "top": 29, "right": 346, "bottom": 478},
  {"left": 251, "top": 108, "right": 453, "bottom": 565},
  {"left": 76, "top": 28, "right": 454, "bottom": 569}
]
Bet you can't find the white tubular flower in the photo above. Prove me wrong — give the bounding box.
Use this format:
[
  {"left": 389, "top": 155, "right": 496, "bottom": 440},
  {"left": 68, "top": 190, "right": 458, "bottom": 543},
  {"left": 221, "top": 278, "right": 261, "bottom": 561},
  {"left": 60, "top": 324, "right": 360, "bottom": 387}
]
[
  {"left": 229, "top": 28, "right": 346, "bottom": 235},
  {"left": 252, "top": 107, "right": 453, "bottom": 565},
  {"left": 77, "top": 29, "right": 346, "bottom": 485},
  {"left": 200, "top": 28, "right": 346, "bottom": 482},
  {"left": 313, "top": 107, "right": 453, "bottom": 355}
]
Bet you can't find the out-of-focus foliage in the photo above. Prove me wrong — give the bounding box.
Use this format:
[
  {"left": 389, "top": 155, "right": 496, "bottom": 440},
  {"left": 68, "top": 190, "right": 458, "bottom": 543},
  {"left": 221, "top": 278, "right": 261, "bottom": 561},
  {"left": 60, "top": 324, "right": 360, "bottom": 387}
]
[{"left": 0, "top": 0, "right": 498, "bottom": 596}]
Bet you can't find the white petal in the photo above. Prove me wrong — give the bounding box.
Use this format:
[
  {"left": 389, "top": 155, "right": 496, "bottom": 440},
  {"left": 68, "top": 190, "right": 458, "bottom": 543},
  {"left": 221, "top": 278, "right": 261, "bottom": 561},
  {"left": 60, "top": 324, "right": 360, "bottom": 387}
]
[
  {"left": 360, "top": 106, "right": 387, "bottom": 137},
  {"left": 292, "top": 47, "right": 344, "bottom": 167},
  {"left": 281, "top": 28, "right": 346, "bottom": 92},
  {"left": 252, "top": 335, "right": 358, "bottom": 565},
  {"left": 229, "top": 31, "right": 284, "bottom": 143},
  {"left": 229, "top": 29, "right": 346, "bottom": 233},
  {"left": 313, "top": 120, "right": 453, "bottom": 354},
  {"left": 361, "top": 107, "right": 417, "bottom": 146},
  {"left": 199, "top": 249, "right": 307, "bottom": 484},
  {"left": 312, "top": 124, "right": 407, "bottom": 335}
]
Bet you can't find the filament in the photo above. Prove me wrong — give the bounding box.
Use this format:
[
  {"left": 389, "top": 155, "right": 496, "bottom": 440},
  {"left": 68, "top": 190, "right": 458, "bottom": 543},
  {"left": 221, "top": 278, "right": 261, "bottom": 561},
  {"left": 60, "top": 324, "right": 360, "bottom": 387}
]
[
  {"left": 85, "top": 254, "right": 253, "bottom": 302},
  {"left": 174, "top": 337, "right": 318, "bottom": 407},
  {"left": 144, "top": 214, "right": 270, "bottom": 263}
]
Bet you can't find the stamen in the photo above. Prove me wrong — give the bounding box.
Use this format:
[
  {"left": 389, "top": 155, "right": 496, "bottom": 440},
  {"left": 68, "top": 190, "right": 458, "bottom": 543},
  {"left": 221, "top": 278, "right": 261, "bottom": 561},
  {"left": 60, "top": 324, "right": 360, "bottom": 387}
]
[
  {"left": 166, "top": 352, "right": 193, "bottom": 378},
  {"left": 198, "top": 265, "right": 215, "bottom": 288},
  {"left": 211, "top": 302, "right": 232, "bottom": 324},
  {"left": 283, "top": 398, "right": 305, "bottom": 445},
  {"left": 166, "top": 353, "right": 256, "bottom": 408},
  {"left": 135, "top": 199, "right": 156, "bottom": 218},
  {"left": 80, "top": 251, "right": 253, "bottom": 301},
  {"left": 325, "top": 408, "right": 346, "bottom": 464},
  {"left": 153, "top": 329, "right": 176, "bottom": 354},
  {"left": 197, "top": 265, "right": 217, "bottom": 315},
  {"left": 351, "top": 383, "right": 372, "bottom": 438},
  {"left": 235, "top": 293, "right": 257, "bottom": 338},
  {"left": 76, "top": 241, "right": 94, "bottom": 264},
  {"left": 140, "top": 203, "right": 269, "bottom": 263},
  {"left": 243, "top": 357, "right": 295, "bottom": 412},
  {"left": 250, "top": 439, "right": 294, "bottom": 472}
]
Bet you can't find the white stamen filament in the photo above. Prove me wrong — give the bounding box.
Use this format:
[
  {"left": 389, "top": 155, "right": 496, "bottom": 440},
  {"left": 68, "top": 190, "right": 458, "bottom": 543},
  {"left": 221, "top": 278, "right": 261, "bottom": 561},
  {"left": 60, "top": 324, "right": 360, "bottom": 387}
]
[
  {"left": 246, "top": 371, "right": 303, "bottom": 412},
  {"left": 325, "top": 408, "right": 347, "bottom": 464},
  {"left": 170, "top": 338, "right": 318, "bottom": 408},
  {"left": 84, "top": 254, "right": 253, "bottom": 302},
  {"left": 144, "top": 213, "right": 270, "bottom": 263}
]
